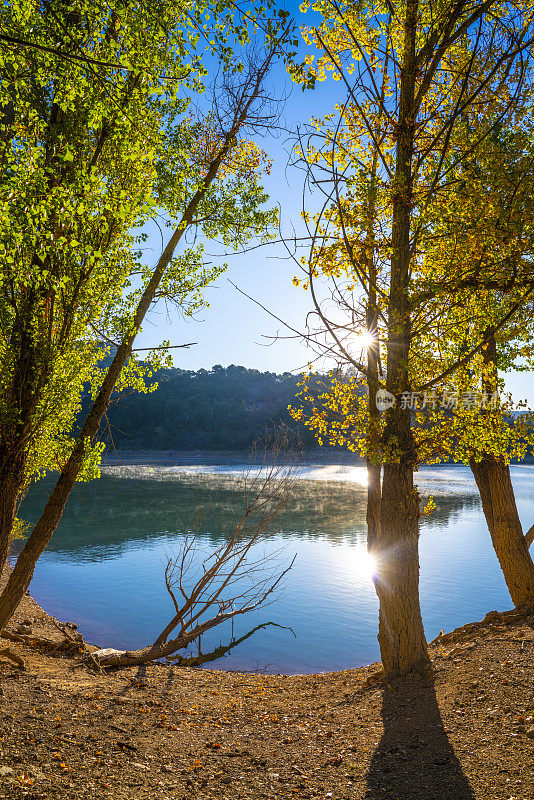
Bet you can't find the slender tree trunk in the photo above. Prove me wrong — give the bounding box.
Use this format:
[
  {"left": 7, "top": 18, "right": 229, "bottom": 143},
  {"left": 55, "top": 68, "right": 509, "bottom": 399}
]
[
  {"left": 364, "top": 101, "right": 384, "bottom": 552},
  {"left": 373, "top": 0, "right": 429, "bottom": 679},
  {"left": 0, "top": 222, "right": 187, "bottom": 629},
  {"left": 469, "top": 327, "right": 534, "bottom": 609},
  {"left": 365, "top": 214, "right": 382, "bottom": 551}
]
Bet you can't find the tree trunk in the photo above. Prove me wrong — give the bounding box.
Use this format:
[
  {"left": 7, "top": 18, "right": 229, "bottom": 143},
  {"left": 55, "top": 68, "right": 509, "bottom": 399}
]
[
  {"left": 470, "top": 456, "right": 534, "bottom": 608},
  {"left": 469, "top": 327, "right": 534, "bottom": 609},
  {"left": 372, "top": 0, "right": 429, "bottom": 679},
  {"left": 0, "top": 172, "right": 219, "bottom": 630},
  {"left": 376, "top": 463, "right": 429, "bottom": 678},
  {"left": 364, "top": 102, "right": 382, "bottom": 553},
  {"left": 366, "top": 461, "right": 381, "bottom": 550}
]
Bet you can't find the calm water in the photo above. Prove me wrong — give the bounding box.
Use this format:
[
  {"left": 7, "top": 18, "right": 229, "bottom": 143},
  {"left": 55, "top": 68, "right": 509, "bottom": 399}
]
[{"left": 16, "top": 462, "right": 534, "bottom": 674}]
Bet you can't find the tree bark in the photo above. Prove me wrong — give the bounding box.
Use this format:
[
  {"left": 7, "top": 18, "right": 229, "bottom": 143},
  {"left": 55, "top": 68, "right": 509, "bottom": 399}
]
[
  {"left": 469, "top": 327, "right": 534, "bottom": 609},
  {"left": 366, "top": 461, "right": 381, "bottom": 549},
  {"left": 470, "top": 457, "right": 534, "bottom": 608},
  {"left": 372, "top": 0, "right": 430, "bottom": 679}
]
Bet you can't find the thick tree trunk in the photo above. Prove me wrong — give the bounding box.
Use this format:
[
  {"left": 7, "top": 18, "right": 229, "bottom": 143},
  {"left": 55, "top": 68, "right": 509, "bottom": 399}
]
[
  {"left": 372, "top": 0, "right": 429, "bottom": 679},
  {"left": 470, "top": 456, "right": 534, "bottom": 608},
  {"left": 377, "top": 463, "right": 428, "bottom": 677}
]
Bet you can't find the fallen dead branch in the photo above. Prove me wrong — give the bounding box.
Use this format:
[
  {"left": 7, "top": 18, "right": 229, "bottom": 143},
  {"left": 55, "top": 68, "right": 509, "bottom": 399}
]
[{"left": 91, "top": 427, "right": 301, "bottom": 669}]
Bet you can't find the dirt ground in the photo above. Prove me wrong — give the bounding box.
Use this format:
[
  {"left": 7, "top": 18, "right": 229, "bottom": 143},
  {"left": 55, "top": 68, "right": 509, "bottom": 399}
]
[{"left": 1, "top": 583, "right": 533, "bottom": 800}]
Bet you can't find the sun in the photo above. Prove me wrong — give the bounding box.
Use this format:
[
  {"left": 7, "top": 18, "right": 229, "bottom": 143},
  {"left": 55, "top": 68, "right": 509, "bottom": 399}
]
[{"left": 353, "top": 331, "right": 376, "bottom": 351}]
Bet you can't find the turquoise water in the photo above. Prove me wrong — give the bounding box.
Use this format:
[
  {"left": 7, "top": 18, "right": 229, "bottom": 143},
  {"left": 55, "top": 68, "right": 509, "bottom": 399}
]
[{"left": 16, "top": 463, "right": 534, "bottom": 674}]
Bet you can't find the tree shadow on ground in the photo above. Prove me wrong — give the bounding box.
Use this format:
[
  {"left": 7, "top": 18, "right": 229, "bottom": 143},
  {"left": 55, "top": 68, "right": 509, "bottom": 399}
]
[{"left": 366, "top": 672, "right": 476, "bottom": 800}]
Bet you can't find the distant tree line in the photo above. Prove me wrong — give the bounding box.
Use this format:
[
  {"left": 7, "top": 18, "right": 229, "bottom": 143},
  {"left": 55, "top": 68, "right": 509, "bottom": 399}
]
[{"left": 101, "top": 365, "right": 327, "bottom": 451}]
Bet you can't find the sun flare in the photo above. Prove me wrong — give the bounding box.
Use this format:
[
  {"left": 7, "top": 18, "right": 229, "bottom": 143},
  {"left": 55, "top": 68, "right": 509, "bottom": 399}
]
[
  {"left": 353, "top": 545, "right": 378, "bottom": 582},
  {"left": 353, "top": 331, "right": 376, "bottom": 351}
]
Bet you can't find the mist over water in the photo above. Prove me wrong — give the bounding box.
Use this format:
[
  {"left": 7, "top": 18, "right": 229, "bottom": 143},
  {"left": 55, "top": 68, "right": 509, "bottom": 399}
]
[{"left": 16, "top": 463, "right": 534, "bottom": 673}]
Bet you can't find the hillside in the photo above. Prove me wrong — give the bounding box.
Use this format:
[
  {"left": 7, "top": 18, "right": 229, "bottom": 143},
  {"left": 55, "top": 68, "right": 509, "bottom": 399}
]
[{"left": 102, "top": 365, "right": 327, "bottom": 451}]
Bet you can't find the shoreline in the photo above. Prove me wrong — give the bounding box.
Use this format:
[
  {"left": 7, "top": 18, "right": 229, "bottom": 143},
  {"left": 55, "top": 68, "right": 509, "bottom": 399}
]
[
  {"left": 1, "top": 565, "right": 534, "bottom": 798},
  {"left": 102, "top": 447, "right": 366, "bottom": 468}
]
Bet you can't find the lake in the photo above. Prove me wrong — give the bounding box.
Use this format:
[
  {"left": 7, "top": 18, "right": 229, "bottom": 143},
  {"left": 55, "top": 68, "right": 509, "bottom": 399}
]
[{"left": 16, "top": 462, "right": 534, "bottom": 674}]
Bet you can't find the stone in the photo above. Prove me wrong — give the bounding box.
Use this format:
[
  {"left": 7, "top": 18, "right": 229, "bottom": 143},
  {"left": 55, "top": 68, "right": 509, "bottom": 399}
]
[
  {"left": 0, "top": 767, "right": 14, "bottom": 777},
  {"left": 526, "top": 726, "right": 534, "bottom": 739}
]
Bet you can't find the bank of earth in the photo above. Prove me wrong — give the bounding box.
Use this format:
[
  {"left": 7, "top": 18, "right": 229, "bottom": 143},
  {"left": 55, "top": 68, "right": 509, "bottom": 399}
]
[{"left": 0, "top": 572, "right": 533, "bottom": 800}]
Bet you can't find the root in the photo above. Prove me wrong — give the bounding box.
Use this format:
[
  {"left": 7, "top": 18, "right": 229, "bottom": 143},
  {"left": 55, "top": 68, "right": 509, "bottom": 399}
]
[{"left": 430, "top": 606, "right": 533, "bottom": 648}]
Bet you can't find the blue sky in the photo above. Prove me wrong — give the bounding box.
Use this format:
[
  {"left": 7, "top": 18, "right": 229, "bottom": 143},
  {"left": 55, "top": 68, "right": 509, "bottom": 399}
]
[
  {"left": 137, "top": 5, "right": 333, "bottom": 374},
  {"left": 135, "top": 3, "right": 534, "bottom": 407}
]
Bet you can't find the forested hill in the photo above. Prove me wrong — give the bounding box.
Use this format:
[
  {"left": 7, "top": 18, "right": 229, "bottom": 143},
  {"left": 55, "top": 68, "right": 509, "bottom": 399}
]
[{"left": 104, "top": 365, "right": 324, "bottom": 451}]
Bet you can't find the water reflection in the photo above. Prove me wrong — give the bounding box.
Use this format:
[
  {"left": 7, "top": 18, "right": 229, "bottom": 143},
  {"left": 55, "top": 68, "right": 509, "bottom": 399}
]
[{"left": 19, "top": 468, "right": 480, "bottom": 561}]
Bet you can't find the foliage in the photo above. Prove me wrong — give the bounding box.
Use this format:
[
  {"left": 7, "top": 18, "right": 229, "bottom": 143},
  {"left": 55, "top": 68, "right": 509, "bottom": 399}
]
[
  {"left": 289, "top": 0, "right": 534, "bottom": 471},
  {"left": 0, "top": 0, "right": 280, "bottom": 496}
]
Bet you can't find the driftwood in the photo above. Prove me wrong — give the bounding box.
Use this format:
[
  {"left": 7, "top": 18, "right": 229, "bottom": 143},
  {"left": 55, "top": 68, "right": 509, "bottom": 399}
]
[{"left": 91, "top": 621, "right": 294, "bottom": 669}]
